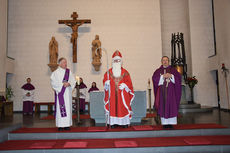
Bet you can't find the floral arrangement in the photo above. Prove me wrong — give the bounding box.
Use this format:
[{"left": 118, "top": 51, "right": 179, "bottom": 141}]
[{"left": 186, "top": 76, "right": 198, "bottom": 88}]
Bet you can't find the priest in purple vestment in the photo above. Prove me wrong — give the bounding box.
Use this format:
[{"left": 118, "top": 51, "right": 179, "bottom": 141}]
[
  {"left": 21, "top": 78, "right": 35, "bottom": 115},
  {"left": 152, "top": 56, "right": 182, "bottom": 129}
]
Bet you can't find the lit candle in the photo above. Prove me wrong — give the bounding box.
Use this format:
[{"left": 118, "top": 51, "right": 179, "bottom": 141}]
[{"left": 75, "top": 76, "right": 80, "bottom": 85}]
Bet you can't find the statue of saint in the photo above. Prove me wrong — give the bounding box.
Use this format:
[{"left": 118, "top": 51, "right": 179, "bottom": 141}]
[
  {"left": 92, "top": 35, "right": 102, "bottom": 62},
  {"left": 49, "top": 37, "right": 58, "bottom": 64},
  {"left": 91, "top": 35, "right": 102, "bottom": 71}
]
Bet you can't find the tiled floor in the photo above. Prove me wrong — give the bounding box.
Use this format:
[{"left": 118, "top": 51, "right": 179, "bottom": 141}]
[{"left": 0, "top": 108, "right": 230, "bottom": 129}]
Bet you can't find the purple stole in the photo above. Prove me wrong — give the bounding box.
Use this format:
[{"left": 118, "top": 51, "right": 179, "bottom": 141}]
[
  {"left": 54, "top": 68, "right": 70, "bottom": 117},
  {"left": 154, "top": 67, "right": 172, "bottom": 111}
]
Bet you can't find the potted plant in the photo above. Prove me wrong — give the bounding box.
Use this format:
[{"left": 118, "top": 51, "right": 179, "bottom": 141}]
[
  {"left": 185, "top": 76, "right": 198, "bottom": 104},
  {"left": 5, "top": 86, "right": 14, "bottom": 101}
]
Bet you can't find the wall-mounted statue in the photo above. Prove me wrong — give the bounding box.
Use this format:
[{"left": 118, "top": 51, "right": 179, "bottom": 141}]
[
  {"left": 48, "top": 36, "right": 59, "bottom": 72},
  {"left": 91, "top": 35, "right": 102, "bottom": 71}
]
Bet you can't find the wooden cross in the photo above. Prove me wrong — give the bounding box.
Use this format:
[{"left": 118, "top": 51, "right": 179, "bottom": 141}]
[{"left": 58, "top": 12, "right": 91, "bottom": 63}]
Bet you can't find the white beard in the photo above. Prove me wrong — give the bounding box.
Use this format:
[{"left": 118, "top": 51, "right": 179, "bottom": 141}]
[{"left": 112, "top": 62, "right": 122, "bottom": 78}]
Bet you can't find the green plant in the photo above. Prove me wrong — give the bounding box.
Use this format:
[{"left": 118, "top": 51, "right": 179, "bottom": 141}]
[{"left": 5, "top": 86, "right": 14, "bottom": 101}]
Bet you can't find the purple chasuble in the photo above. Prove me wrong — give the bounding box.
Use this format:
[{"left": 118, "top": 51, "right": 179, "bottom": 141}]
[
  {"left": 152, "top": 65, "right": 182, "bottom": 118},
  {"left": 79, "top": 83, "right": 87, "bottom": 89},
  {"left": 21, "top": 83, "right": 35, "bottom": 90},
  {"left": 22, "top": 83, "right": 35, "bottom": 114},
  {"left": 54, "top": 68, "right": 70, "bottom": 117},
  {"left": 88, "top": 87, "right": 99, "bottom": 93},
  {"left": 79, "top": 83, "right": 87, "bottom": 110}
]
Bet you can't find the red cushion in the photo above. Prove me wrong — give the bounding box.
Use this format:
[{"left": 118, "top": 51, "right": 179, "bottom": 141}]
[
  {"left": 114, "top": 141, "right": 138, "bottom": 148},
  {"left": 29, "top": 142, "right": 56, "bottom": 149},
  {"left": 184, "top": 137, "right": 212, "bottom": 145},
  {"left": 63, "top": 141, "right": 88, "bottom": 148}
]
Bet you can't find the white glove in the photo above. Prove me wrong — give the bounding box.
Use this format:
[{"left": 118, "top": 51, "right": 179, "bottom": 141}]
[
  {"left": 119, "top": 83, "right": 130, "bottom": 93},
  {"left": 104, "top": 80, "right": 110, "bottom": 91}
]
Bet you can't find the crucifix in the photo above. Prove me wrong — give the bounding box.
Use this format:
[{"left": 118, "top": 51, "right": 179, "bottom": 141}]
[{"left": 58, "top": 12, "right": 91, "bottom": 63}]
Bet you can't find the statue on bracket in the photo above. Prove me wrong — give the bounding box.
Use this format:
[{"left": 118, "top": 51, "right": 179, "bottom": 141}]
[
  {"left": 91, "top": 35, "right": 102, "bottom": 71},
  {"left": 48, "top": 36, "right": 59, "bottom": 72}
]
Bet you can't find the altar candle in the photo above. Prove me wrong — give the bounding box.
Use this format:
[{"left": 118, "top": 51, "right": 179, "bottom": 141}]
[{"left": 75, "top": 76, "right": 80, "bottom": 85}]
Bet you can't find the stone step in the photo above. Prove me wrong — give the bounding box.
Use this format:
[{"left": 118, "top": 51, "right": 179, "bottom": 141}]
[{"left": 8, "top": 125, "right": 230, "bottom": 140}]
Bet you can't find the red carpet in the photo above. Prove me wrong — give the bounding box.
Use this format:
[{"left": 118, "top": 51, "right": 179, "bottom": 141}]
[
  {"left": 0, "top": 135, "right": 230, "bottom": 150},
  {"left": 40, "top": 114, "right": 90, "bottom": 120},
  {"left": 88, "top": 127, "right": 107, "bottom": 132},
  {"left": 10, "top": 123, "right": 227, "bottom": 133},
  {"left": 133, "top": 125, "right": 154, "bottom": 131}
]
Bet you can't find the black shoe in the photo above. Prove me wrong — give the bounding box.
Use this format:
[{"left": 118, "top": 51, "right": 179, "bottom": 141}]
[
  {"left": 80, "top": 110, "right": 84, "bottom": 114},
  {"left": 58, "top": 128, "right": 64, "bottom": 131},
  {"left": 64, "top": 127, "right": 70, "bottom": 131},
  {"left": 122, "top": 125, "right": 128, "bottom": 128},
  {"left": 168, "top": 125, "right": 174, "bottom": 130},
  {"left": 163, "top": 125, "right": 171, "bottom": 129}
]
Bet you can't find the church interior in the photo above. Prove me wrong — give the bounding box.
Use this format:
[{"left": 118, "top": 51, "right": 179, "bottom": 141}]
[{"left": 0, "top": 0, "right": 230, "bottom": 152}]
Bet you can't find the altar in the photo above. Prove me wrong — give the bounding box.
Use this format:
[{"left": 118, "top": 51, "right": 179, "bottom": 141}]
[{"left": 90, "top": 91, "right": 146, "bottom": 124}]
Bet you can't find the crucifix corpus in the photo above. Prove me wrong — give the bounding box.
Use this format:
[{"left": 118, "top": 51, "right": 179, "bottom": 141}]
[{"left": 58, "top": 12, "right": 91, "bottom": 63}]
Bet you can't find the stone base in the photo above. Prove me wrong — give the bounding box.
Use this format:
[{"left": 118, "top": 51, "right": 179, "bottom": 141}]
[
  {"left": 180, "top": 103, "right": 201, "bottom": 109},
  {"left": 179, "top": 103, "right": 213, "bottom": 113},
  {"left": 92, "top": 61, "right": 102, "bottom": 71}
]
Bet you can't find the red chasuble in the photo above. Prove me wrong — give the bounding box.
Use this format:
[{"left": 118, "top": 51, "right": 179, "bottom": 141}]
[{"left": 103, "top": 67, "right": 134, "bottom": 123}]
